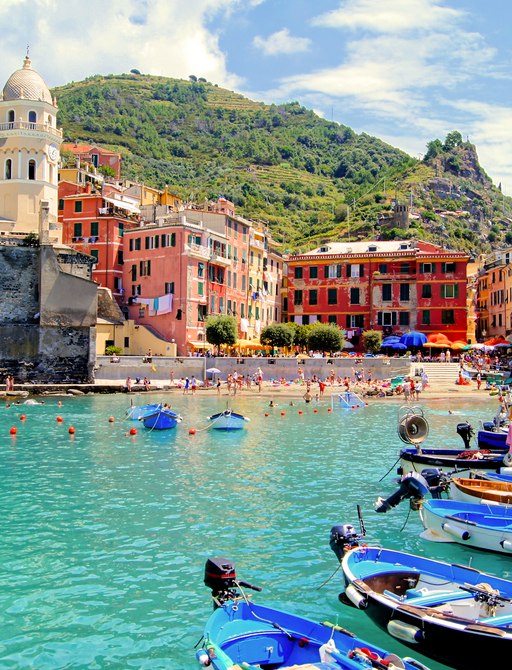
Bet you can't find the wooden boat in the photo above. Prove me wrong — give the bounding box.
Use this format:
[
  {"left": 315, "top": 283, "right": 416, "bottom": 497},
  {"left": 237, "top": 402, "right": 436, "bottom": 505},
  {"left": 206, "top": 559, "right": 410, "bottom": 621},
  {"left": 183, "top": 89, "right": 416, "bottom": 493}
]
[
  {"left": 449, "top": 476, "right": 512, "bottom": 505},
  {"left": 207, "top": 408, "right": 250, "bottom": 430},
  {"left": 419, "top": 499, "right": 512, "bottom": 554},
  {"left": 196, "top": 556, "right": 430, "bottom": 670},
  {"left": 125, "top": 402, "right": 162, "bottom": 420},
  {"left": 140, "top": 407, "right": 182, "bottom": 430},
  {"left": 330, "top": 518, "right": 512, "bottom": 670}
]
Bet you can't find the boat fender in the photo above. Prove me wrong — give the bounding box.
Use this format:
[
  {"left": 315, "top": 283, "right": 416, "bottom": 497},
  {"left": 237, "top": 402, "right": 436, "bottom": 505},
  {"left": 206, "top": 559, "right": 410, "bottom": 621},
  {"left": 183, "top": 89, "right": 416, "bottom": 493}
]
[
  {"left": 503, "top": 451, "right": 512, "bottom": 467},
  {"left": 344, "top": 584, "right": 368, "bottom": 609},
  {"left": 387, "top": 619, "right": 423, "bottom": 643},
  {"left": 500, "top": 539, "right": 512, "bottom": 552},
  {"left": 499, "top": 467, "right": 512, "bottom": 476},
  {"left": 195, "top": 649, "right": 211, "bottom": 666},
  {"left": 441, "top": 522, "right": 470, "bottom": 541}
]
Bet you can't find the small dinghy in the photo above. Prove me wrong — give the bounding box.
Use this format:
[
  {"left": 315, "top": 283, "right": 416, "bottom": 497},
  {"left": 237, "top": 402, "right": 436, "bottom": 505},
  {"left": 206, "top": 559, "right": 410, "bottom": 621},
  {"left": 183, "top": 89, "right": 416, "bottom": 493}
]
[
  {"left": 330, "top": 509, "right": 512, "bottom": 670},
  {"left": 419, "top": 498, "right": 512, "bottom": 554},
  {"left": 449, "top": 476, "right": 512, "bottom": 505},
  {"left": 140, "top": 407, "right": 182, "bottom": 430},
  {"left": 207, "top": 408, "right": 250, "bottom": 430},
  {"left": 196, "top": 556, "right": 430, "bottom": 670}
]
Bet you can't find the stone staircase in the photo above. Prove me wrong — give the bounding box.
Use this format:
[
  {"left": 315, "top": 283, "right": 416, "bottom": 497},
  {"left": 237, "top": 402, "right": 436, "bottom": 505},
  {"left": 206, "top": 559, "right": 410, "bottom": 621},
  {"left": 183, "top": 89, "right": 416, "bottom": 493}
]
[{"left": 409, "top": 362, "right": 461, "bottom": 389}]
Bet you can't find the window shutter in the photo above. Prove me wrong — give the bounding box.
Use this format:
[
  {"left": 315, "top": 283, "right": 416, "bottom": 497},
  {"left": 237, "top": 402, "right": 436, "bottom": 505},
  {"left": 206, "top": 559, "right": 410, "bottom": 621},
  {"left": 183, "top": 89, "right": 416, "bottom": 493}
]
[
  {"left": 346, "top": 315, "right": 351, "bottom": 328},
  {"left": 441, "top": 285, "right": 446, "bottom": 298},
  {"left": 324, "top": 266, "right": 329, "bottom": 278},
  {"left": 441, "top": 262, "right": 446, "bottom": 273},
  {"left": 377, "top": 313, "right": 382, "bottom": 326},
  {"left": 346, "top": 264, "right": 351, "bottom": 277},
  {"left": 454, "top": 284, "right": 459, "bottom": 298},
  {"left": 359, "top": 264, "right": 364, "bottom": 277},
  {"left": 392, "top": 312, "right": 397, "bottom": 325},
  {"left": 337, "top": 264, "right": 342, "bottom": 278}
]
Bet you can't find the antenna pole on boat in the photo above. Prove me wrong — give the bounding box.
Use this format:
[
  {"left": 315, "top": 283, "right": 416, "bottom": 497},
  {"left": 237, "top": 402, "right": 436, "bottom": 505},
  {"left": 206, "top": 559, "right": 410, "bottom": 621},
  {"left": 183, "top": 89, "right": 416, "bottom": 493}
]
[{"left": 357, "top": 504, "right": 366, "bottom": 537}]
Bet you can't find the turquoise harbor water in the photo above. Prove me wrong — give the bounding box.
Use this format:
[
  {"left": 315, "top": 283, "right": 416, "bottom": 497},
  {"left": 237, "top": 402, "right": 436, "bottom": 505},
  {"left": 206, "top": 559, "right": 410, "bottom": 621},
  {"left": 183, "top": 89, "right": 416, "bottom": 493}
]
[{"left": 0, "top": 392, "right": 508, "bottom": 669}]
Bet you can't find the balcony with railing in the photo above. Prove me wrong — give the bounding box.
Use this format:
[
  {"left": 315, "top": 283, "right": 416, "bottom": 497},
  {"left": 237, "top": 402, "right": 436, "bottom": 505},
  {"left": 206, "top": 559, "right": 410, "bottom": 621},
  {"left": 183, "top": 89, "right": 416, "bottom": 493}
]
[
  {"left": 184, "top": 242, "right": 211, "bottom": 260},
  {"left": 0, "top": 121, "right": 63, "bottom": 140}
]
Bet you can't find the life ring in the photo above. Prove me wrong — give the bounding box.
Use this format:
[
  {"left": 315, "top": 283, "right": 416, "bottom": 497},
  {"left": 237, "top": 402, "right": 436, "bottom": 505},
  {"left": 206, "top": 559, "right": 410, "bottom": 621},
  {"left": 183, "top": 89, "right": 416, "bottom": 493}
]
[{"left": 398, "top": 414, "right": 429, "bottom": 445}]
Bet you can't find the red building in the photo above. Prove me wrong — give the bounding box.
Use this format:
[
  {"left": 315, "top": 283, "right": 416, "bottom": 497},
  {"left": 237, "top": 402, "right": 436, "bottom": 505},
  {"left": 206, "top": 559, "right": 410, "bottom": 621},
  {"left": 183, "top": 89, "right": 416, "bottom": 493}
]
[
  {"left": 286, "top": 240, "right": 469, "bottom": 346},
  {"left": 60, "top": 183, "right": 140, "bottom": 304},
  {"left": 61, "top": 143, "right": 122, "bottom": 180}
]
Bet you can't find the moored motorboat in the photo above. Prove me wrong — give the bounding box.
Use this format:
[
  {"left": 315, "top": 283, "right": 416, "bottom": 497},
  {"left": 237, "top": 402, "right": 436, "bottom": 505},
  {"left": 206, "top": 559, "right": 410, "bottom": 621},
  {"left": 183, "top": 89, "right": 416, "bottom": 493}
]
[
  {"left": 196, "top": 556, "right": 430, "bottom": 670},
  {"left": 449, "top": 476, "right": 512, "bottom": 505},
  {"left": 140, "top": 407, "right": 182, "bottom": 430},
  {"left": 330, "top": 518, "right": 512, "bottom": 670},
  {"left": 397, "top": 407, "right": 510, "bottom": 476},
  {"left": 207, "top": 408, "right": 250, "bottom": 430},
  {"left": 419, "top": 498, "right": 512, "bottom": 553}
]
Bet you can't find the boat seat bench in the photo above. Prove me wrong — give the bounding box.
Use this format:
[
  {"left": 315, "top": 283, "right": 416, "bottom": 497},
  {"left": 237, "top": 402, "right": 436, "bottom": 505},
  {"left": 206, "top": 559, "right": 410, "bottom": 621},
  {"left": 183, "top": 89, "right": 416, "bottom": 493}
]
[{"left": 383, "top": 589, "right": 472, "bottom": 607}]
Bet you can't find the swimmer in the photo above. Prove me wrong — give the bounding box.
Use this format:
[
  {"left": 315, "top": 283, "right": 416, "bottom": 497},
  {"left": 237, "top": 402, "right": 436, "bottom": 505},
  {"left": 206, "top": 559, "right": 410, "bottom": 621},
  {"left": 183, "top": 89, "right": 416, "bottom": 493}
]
[{"left": 269, "top": 400, "right": 277, "bottom": 407}]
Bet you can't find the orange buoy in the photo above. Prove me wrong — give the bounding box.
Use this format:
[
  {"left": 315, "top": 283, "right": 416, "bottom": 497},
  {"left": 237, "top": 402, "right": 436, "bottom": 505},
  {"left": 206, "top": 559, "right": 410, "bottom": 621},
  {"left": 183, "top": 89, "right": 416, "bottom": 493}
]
[
  {"left": 129, "top": 427, "right": 137, "bottom": 436},
  {"left": 351, "top": 405, "right": 355, "bottom": 409},
  {"left": 108, "top": 416, "right": 115, "bottom": 423},
  {"left": 280, "top": 411, "right": 285, "bottom": 416},
  {"left": 9, "top": 426, "right": 17, "bottom": 435},
  {"left": 327, "top": 407, "right": 332, "bottom": 412},
  {"left": 314, "top": 409, "right": 318, "bottom": 413},
  {"left": 68, "top": 426, "right": 75, "bottom": 434},
  {"left": 298, "top": 410, "right": 303, "bottom": 415},
  {"left": 19, "top": 414, "right": 26, "bottom": 421},
  {"left": 189, "top": 428, "right": 197, "bottom": 435},
  {"left": 57, "top": 416, "right": 63, "bottom": 423},
  {"left": 264, "top": 413, "right": 269, "bottom": 417}
]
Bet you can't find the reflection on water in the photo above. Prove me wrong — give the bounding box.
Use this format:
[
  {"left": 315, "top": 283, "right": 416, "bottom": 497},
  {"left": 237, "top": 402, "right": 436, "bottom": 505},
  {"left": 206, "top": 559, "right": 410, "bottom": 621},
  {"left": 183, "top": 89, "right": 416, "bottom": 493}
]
[{"left": 0, "top": 393, "right": 501, "bottom": 668}]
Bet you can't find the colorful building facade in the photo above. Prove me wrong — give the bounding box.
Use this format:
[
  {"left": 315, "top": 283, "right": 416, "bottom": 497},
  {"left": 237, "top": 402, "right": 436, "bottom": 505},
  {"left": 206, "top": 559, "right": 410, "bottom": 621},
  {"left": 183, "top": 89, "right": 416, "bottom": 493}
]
[{"left": 286, "top": 240, "right": 469, "bottom": 346}]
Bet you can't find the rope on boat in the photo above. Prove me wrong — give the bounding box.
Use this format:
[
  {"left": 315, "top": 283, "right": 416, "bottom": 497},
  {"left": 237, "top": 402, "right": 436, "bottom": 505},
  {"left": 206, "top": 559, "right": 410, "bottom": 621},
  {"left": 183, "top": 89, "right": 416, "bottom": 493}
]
[
  {"left": 190, "top": 410, "right": 232, "bottom": 434},
  {"left": 315, "top": 560, "right": 343, "bottom": 590},
  {"left": 379, "top": 455, "right": 401, "bottom": 482}
]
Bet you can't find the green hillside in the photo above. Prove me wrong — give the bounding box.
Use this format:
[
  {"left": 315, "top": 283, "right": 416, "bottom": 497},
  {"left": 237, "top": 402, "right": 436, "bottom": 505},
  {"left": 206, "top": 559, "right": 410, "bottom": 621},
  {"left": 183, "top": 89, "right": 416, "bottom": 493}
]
[{"left": 54, "top": 73, "right": 512, "bottom": 256}]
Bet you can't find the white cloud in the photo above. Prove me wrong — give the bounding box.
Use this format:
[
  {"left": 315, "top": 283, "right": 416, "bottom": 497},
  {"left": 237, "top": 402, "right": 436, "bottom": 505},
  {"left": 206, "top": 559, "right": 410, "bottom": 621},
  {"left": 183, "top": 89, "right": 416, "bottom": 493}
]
[
  {"left": 253, "top": 28, "right": 311, "bottom": 56},
  {"left": 312, "top": 0, "right": 464, "bottom": 33},
  {"left": 0, "top": 0, "right": 244, "bottom": 89}
]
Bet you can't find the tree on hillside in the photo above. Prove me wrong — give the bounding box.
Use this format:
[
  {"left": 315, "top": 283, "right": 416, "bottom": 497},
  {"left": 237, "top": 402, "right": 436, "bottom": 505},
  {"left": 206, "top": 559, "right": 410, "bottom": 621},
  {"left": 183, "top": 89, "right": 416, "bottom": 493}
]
[
  {"left": 206, "top": 315, "right": 237, "bottom": 352},
  {"left": 362, "top": 329, "right": 382, "bottom": 354},
  {"left": 307, "top": 323, "right": 344, "bottom": 353},
  {"left": 260, "top": 323, "right": 294, "bottom": 349}
]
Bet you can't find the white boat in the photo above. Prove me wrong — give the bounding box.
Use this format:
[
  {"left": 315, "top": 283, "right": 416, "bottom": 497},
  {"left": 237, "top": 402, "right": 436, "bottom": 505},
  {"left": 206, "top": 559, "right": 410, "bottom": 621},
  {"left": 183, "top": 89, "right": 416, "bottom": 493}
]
[
  {"left": 207, "top": 409, "right": 250, "bottom": 431},
  {"left": 419, "top": 499, "right": 512, "bottom": 554}
]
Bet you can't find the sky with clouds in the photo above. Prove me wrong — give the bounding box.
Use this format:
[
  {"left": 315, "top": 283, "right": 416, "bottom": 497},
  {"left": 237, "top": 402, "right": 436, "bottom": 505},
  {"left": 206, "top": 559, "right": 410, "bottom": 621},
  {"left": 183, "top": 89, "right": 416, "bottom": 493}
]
[{"left": 2, "top": 0, "right": 512, "bottom": 192}]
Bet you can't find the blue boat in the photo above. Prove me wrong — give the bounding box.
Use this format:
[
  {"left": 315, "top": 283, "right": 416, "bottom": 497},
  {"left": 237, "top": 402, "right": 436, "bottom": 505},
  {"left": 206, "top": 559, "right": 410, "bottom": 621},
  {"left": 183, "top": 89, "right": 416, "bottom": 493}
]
[
  {"left": 207, "top": 409, "right": 250, "bottom": 430},
  {"left": 419, "top": 498, "right": 512, "bottom": 554},
  {"left": 140, "top": 407, "right": 182, "bottom": 430},
  {"left": 330, "top": 517, "right": 512, "bottom": 670},
  {"left": 196, "top": 557, "right": 430, "bottom": 670},
  {"left": 125, "top": 402, "right": 162, "bottom": 420}
]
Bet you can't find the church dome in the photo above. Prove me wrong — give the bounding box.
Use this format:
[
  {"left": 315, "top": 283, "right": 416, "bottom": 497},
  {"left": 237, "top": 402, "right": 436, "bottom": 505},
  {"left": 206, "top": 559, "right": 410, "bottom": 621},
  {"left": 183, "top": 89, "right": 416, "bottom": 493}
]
[{"left": 2, "top": 56, "right": 53, "bottom": 104}]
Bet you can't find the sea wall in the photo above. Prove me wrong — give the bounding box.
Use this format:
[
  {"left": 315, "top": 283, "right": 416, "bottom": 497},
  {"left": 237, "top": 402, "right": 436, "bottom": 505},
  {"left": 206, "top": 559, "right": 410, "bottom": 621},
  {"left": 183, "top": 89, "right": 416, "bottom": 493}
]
[{"left": 95, "top": 355, "right": 410, "bottom": 384}]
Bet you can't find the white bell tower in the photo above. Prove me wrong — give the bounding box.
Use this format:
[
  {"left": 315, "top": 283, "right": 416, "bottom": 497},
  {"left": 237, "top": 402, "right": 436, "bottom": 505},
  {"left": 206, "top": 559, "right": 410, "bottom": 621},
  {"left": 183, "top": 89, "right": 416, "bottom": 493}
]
[{"left": 0, "top": 54, "right": 62, "bottom": 243}]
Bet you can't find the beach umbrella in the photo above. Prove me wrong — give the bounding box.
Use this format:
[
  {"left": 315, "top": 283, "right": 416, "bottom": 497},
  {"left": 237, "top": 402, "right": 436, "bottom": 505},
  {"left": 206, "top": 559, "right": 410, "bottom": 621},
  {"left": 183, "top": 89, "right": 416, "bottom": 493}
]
[
  {"left": 484, "top": 336, "right": 508, "bottom": 346},
  {"left": 343, "top": 341, "right": 354, "bottom": 349},
  {"left": 206, "top": 367, "right": 221, "bottom": 374},
  {"left": 450, "top": 341, "right": 468, "bottom": 350},
  {"left": 400, "top": 331, "right": 427, "bottom": 347},
  {"left": 427, "top": 332, "right": 451, "bottom": 344},
  {"left": 382, "top": 335, "right": 401, "bottom": 344},
  {"left": 391, "top": 342, "right": 407, "bottom": 350}
]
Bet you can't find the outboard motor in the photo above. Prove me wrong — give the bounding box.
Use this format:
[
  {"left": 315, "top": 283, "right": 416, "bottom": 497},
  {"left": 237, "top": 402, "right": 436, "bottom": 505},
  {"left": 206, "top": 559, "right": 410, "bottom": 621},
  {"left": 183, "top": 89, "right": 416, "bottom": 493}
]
[
  {"left": 374, "top": 468, "right": 447, "bottom": 513},
  {"left": 204, "top": 557, "right": 261, "bottom": 608},
  {"left": 457, "top": 422, "right": 474, "bottom": 449},
  {"left": 329, "top": 523, "right": 361, "bottom": 562}
]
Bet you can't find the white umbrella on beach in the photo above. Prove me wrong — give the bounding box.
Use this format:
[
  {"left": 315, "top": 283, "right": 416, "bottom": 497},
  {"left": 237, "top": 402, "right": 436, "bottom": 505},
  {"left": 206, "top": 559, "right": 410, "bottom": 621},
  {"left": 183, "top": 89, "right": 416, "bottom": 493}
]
[{"left": 206, "top": 367, "right": 221, "bottom": 374}]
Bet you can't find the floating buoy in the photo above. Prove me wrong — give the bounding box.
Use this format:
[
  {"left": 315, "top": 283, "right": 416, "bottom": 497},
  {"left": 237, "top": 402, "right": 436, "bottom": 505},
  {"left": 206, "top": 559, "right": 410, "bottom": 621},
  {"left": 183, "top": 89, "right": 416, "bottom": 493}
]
[
  {"left": 327, "top": 408, "right": 332, "bottom": 412},
  {"left": 108, "top": 416, "right": 115, "bottom": 423},
  {"left": 264, "top": 413, "right": 269, "bottom": 417},
  {"left": 68, "top": 426, "right": 75, "bottom": 434},
  {"left": 56, "top": 416, "right": 63, "bottom": 423},
  {"left": 129, "top": 427, "right": 137, "bottom": 436},
  {"left": 298, "top": 410, "right": 303, "bottom": 415},
  {"left": 351, "top": 405, "right": 355, "bottom": 409},
  {"left": 189, "top": 428, "right": 197, "bottom": 435},
  {"left": 19, "top": 414, "right": 26, "bottom": 421},
  {"left": 280, "top": 411, "right": 285, "bottom": 416},
  {"left": 9, "top": 426, "right": 17, "bottom": 435},
  {"left": 314, "top": 409, "right": 318, "bottom": 413}
]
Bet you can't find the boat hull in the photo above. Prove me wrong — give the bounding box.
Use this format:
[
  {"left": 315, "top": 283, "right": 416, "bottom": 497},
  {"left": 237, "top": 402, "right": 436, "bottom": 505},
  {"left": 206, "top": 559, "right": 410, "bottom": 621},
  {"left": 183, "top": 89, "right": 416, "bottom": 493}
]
[
  {"left": 399, "top": 447, "right": 505, "bottom": 476},
  {"left": 207, "top": 411, "right": 249, "bottom": 430},
  {"left": 478, "top": 428, "right": 508, "bottom": 451},
  {"left": 340, "top": 545, "right": 512, "bottom": 670},
  {"left": 199, "top": 599, "right": 427, "bottom": 670},
  {"left": 141, "top": 409, "right": 181, "bottom": 430},
  {"left": 419, "top": 499, "right": 512, "bottom": 553},
  {"left": 126, "top": 403, "right": 161, "bottom": 420}
]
